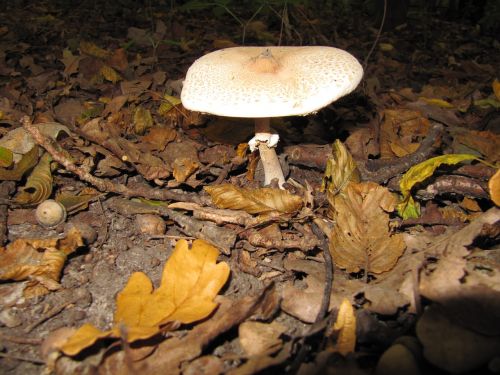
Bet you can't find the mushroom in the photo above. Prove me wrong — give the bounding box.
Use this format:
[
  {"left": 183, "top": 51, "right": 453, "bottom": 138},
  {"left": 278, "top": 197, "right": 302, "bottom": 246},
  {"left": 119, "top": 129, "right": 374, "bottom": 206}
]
[{"left": 181, "top": 46, "right": 363, "bottom": 187}]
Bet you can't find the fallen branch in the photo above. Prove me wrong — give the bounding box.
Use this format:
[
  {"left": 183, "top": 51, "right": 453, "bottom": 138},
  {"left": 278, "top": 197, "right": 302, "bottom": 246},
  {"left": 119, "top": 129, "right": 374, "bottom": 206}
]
[
  {"left": 358, "top": 123, "right": 444, "bottom": 183},
  {"left": 21, "top": 116, "right": 207, "bottom": 205}
]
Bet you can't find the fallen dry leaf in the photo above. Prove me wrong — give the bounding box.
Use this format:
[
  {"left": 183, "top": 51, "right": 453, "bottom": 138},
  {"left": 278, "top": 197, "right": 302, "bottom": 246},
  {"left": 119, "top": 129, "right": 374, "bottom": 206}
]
[
  {"left": 0, "top": 227, "right": 84, "bottom": 297},
  {"left": 94, "top": 285, "right": 279, "bottom": 375},
  {"left": 60, "top": 239, "right": 230, "bottom": 356},
  {"left": 379, "top": 109, "right": 430, "bottom": 159},
  {"left": 140, "top": 127, "right": 177, "bottom": 152},
  {"left": 239, "top": 321, "right": 286, "bottom": 356},
  {"left": 14, "top": 152, "right": 53, "bottom": 205},
  {"left": 329, "top": 182, "right": 405, "bottom": 274},
  {"left": 331, "top": 298, "right": 356, "bottom": 356},
  {"left": 205, "top": 184, "right": 303, "bottom": 215},
  {"left": 173, "top": 157, "right": 199, "bottom": 183},
  {"left": 0, "top": 145, "right": 39, "bottom": 181},
  {"left": 453, "top": 130, "right": 500, "bottom": 164},
  {"left": 419, "top": 208, "right": 500, "bottom": 335},
  {"left": 489, "top": 168, "right": 500, "bottom": 206}
]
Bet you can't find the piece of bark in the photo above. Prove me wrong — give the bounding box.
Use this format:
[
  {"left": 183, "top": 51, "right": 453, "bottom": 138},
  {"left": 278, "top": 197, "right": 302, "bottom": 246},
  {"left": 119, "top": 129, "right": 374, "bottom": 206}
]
[{"left": 0, "top": 181, "right": 15, "bottom": 246}]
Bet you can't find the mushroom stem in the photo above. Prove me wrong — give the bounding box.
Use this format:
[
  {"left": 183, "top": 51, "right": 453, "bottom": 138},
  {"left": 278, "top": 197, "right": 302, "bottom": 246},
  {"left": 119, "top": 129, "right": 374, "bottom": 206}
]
[{"left": 255, "top": 118, "right": 285, "bottom": 187}]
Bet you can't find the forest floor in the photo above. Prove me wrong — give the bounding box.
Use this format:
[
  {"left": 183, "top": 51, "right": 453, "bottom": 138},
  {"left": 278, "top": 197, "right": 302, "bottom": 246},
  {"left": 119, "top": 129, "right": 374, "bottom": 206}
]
[{"left": 0, "top": 1, "right": 499, "bottom": 374}]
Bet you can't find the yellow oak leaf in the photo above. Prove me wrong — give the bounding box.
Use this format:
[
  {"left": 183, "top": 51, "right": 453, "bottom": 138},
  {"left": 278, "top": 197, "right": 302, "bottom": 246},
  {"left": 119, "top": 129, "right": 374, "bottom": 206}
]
[
  {"left": 489, "top": 169, "right": 500, "bottom": 206},
  {"left": 61, "top": 239, "right": 230, "bottom": 356}
]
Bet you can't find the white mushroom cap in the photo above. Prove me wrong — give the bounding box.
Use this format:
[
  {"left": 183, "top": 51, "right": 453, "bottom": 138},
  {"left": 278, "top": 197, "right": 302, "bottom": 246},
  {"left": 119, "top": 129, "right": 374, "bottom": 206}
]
[{"left": 181, "top": 46, "right": 363, "bottom": 118}]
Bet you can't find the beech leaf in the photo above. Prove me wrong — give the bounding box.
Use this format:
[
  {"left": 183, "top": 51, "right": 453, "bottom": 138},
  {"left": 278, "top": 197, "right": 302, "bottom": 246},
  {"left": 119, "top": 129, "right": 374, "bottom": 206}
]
[
  {"left": 205, "top": 184, "right": 303, "bottom": 214},
  {"left": 329, "top": 182, "right": 405, "bottom": 274},
  {"left": 60, "top": 239, "right": 230, "bottom": 356}
]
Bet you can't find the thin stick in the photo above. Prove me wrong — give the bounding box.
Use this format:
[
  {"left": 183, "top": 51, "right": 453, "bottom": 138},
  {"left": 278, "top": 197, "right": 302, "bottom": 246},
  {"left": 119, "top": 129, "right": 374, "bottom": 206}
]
[
  {"left": 0, "top": 352, "right": 45, "bottom": 365},
  {"left": 21, "top": 117, "right": 207, "bottom": 205},
  {"left": 363, "top": 0, "right": 387, "bottom": 69}
]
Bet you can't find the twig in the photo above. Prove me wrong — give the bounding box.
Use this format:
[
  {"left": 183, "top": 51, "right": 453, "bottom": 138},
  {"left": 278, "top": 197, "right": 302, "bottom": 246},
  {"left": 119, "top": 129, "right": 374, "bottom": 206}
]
[
  {"left": 311, "top": 222, "right": 334, "bottom": 322},
  {"left": 358, "top": 123, "right": 444, "bottom": 183},
  {"left": 0, "top": 352, "right": 45, "bottom": 365},
  {"left": 21, "top": 117, "right": 207, "bottom": 205},
  {"left": 24, "top": 299, "right": 75, "bottom": 333},
  {"left": 0, "top": 334, "right": 42, "bottom": 345},
  {"left": 363, "top": 0, "right": 387, "bottom": 69}
]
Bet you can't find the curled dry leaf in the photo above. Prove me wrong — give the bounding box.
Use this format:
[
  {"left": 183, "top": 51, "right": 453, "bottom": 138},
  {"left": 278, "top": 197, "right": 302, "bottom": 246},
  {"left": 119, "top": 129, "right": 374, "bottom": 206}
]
[
  {"left": 379, "top": 109, "right": 430, "bottom": 159},
  {"left": 0, "top": 145, "right": 39, "bottom": 181},
  {"left": 60, "top": 239, "right": 230, "bottom": 356},
  {"left": 329, "top": 182, "right": 405, "bottom": 274},
  {"left": 0, "top": 227, "right": 84, "bottom": 297},
  {"left": 14, "top": 152, "right": 54, "bottom": 205},
  {"left": 322, "top": 139, "right": 360, "bottom": 202},
  {"left": 205, "top": 184, "right": 303, "bottom": 215}
]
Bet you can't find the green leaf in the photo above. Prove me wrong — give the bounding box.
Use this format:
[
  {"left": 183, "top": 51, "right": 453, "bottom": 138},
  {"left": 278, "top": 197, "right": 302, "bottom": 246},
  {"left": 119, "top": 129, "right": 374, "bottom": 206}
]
[
  {"left": 0, "top": 146, "right": 39, "bottom": 181},
  {"left": 398, "top": 154, "right": 477, "bottom": 218},
  {"left": 0, "top": 146, "right": 13, "bottom": 168}
]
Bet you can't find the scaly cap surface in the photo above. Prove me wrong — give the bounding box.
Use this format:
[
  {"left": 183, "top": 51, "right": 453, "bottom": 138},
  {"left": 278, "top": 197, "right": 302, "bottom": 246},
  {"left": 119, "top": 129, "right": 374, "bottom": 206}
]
[{"left": 181, "top": 46, "right": 363, "bottom": 118}]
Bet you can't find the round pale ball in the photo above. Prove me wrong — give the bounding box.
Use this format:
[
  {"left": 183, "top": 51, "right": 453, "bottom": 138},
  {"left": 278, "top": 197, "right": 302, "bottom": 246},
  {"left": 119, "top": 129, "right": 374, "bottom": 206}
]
[
  {"left": 135, "top": 214, "right": 166, "bottom": 236},
  {"left": 36, "top": 200, "right": 67, "bottom": 228}
]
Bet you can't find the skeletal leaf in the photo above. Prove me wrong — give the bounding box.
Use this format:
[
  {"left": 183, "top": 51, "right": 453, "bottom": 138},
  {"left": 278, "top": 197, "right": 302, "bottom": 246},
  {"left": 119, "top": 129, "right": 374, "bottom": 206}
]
[
  {"left": 329, "top": 182, "right": 405, "bottom": 274},
  {"left": 331, "top": 298, "right": 356, "bottom": 356},
  {"left": 60, "top": 239, "right": 230, "bottom": 356},
  {"left": 398, "top": 154, "right": 477, "bottom": 219},
  {"left": 205, "top": 184, "right": 303, "bottom": 214},
  {"left": 14, "top": 152, "right": 54, "bottom": 206}
]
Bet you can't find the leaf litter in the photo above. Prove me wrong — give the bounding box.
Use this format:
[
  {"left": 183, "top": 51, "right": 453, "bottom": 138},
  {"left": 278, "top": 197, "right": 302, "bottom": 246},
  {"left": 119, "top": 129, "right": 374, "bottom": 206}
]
[{"left": 0, "top": 1, "right": 499, "bottom": 374}]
